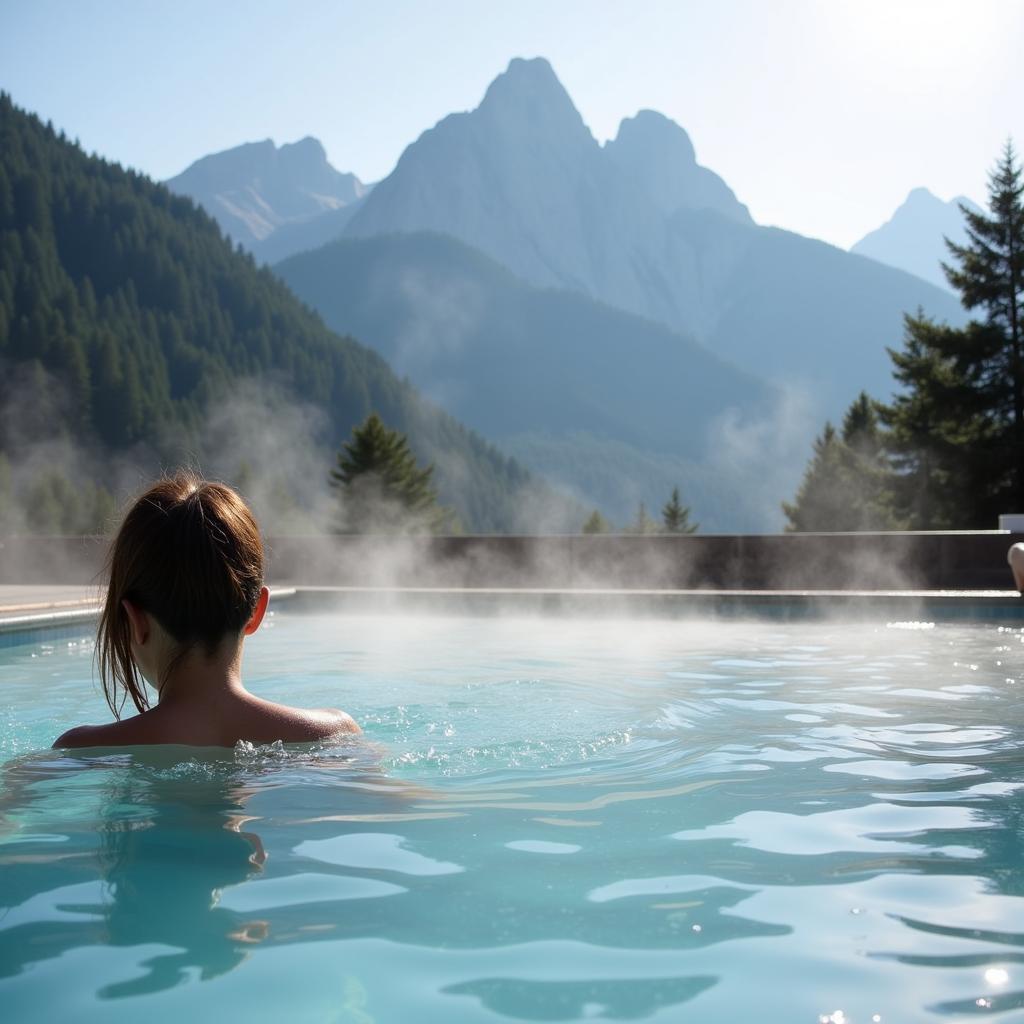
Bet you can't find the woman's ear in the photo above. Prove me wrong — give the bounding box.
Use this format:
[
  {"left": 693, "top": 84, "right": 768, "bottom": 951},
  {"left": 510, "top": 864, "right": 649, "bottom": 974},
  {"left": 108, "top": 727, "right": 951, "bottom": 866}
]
[
  {"left": 122, "top": 599, "right": 150, "bottom": 647},
  {"left": 243, "top": 586, "right": 270, "bottom": 636}
]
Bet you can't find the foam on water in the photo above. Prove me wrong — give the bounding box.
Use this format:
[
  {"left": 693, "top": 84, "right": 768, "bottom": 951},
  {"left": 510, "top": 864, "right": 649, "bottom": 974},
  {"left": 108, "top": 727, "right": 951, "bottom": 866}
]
[{"left": 1, "top": 613, "right": 1024, "bottom": 1022}]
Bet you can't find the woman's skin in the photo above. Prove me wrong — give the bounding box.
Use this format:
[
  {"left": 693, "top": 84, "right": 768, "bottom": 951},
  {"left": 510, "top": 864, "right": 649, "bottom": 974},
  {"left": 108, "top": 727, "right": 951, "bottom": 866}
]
[{"left": 54, "top": 587, "right": 359, "bottom": 748}]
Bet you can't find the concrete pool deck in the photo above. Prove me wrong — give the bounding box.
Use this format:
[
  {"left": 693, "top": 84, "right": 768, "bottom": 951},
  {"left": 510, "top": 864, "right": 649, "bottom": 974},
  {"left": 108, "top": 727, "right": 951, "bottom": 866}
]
[{"left": 2, "top": 583, "right": 1023, "bottom": 633}]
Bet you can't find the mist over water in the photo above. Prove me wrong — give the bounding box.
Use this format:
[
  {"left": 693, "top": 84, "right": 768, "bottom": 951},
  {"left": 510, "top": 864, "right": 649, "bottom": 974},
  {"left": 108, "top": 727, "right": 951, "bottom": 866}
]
[{"left": 3, "top": 610, "right": 1024, "bottom": 1021}]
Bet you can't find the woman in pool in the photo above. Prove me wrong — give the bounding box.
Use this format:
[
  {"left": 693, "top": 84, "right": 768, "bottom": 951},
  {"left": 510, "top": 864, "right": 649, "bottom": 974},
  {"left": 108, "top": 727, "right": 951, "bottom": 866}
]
[{"left": 54, "top": 471, "right": 359, "bottom": 748}]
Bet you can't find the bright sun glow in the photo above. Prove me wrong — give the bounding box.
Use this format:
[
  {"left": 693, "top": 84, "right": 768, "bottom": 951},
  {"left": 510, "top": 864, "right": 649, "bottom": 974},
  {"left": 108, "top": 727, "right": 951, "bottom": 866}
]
[{"left": 823, "top": 0, "right": 1003, "bottom": 72}]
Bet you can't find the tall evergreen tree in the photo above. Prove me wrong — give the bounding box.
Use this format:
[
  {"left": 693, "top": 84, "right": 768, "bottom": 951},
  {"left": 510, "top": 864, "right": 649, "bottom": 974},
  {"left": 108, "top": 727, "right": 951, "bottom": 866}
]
[
  {"left": 581, "top": 509, "right": 609, "bottom": 534},
  {"left": 330, "top": 413, "right": 453, "bottom": 534},
  {"left": 661, "top": 486, "right": 698, "bottom": 534},
  {"left": 880, "top": 316, "right": 998, "bottom": 527},
  {"left": 944, "top": 140, "right": 1024, "bottom": 451},
  {"left": 783, "top": 392, "right": 898, "bottom": 531},
  {"left": 880, "top": 141, "right": 1024, "bottom": 526}
]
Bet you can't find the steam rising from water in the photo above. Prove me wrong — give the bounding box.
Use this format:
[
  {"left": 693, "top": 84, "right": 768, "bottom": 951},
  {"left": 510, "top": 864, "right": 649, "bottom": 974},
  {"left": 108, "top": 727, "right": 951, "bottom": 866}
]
[
  {"left": 705, "top": 381, "right": 817, "bottom": 532},
  {"left": 5, "top": 614, "right": 1024, "bottom": 1020}
]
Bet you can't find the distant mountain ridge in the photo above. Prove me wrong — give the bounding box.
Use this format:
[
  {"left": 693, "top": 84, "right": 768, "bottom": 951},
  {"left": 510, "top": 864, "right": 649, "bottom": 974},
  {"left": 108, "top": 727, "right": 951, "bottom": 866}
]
[
  {"left": 277, "top": 231, "right": 773, "bottom": 453},
  {"left": 166, "top": 136, "right": 370, "bottom": 256},
  {"left": 166, "top": 58, "right": 963, "bottom": 422},
  {"left": 340, "top": 57, "right": 964, "bottom": 417},
  {"left": 161, "top": 58, "right": 970, "bottom": 527},
  {"left": 851, "top": 187, "right": 983, "bottom": 292}
]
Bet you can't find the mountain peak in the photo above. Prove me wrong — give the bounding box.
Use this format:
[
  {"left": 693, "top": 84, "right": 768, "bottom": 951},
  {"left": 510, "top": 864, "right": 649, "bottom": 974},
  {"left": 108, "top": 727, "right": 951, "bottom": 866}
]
[
  {"left": 485, "top": 56, "right": 563, "bottom": 98},
  {"left": 851, "top": 187, "right": 977, "bottom": 291},
  {"left": 902, "top": 186, "right": 943, "bottom": 210},
  {"left": 166, "top": 136, "right": 365, "bottom": 245},
  {"left": 280, "top": 136, "right": 328, "bottom": 161},
  {"left": 605, "top": 109, "right": 751, "bottom": 225},
  {"left": 477, "top": 56, "right": 588, "bottom": 137},
  {"left": 612, "top": 110, "right": 696, "bottom": 164}
]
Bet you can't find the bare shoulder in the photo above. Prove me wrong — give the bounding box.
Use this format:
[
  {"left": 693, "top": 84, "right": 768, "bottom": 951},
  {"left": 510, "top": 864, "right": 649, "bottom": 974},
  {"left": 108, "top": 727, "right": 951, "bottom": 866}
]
[
  {"left": 308, "top": 707, "right": 361, "bottom": 737},
  {"left": 280, "top": 705, "right": 361, "bottom": 741},
  {"left": 53, "top": 724, "right": 99, "bottom": 749},
  {"left": 53, "top": 718, "right": 153, "bottom": 749},
  {"left": 253, "top": 698, "right": 361, "bottom": 741}
]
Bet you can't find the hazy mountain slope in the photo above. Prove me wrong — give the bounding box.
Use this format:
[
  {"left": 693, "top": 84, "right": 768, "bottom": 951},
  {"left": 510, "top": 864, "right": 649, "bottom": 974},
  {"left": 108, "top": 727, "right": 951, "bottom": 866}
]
[
  {"left": 503, "top": 431, "right": 788, "bottom": 533},
  {"left": 0, "top": 94, "right": 560, "bottom": 533},
  {"left": 166, "top": 136, "right": 368, "bottom": 249},
  {"left": 277, "top": 231, "right": 775, "bottom": 453},
  {"left": 276, "top": 232, "right": 794, "bottom": 529},
  {"left": 689, "top": 212, "right": 967, "bottom": 408},
  {"left": 253, "top": 197, "right": 367, "bottom": 263},
  {"left": 851, "top": 187, "right": 983, "bottom": 292},
  {"left": 343, "top": 57, "right": 964, "bottom": 418}
]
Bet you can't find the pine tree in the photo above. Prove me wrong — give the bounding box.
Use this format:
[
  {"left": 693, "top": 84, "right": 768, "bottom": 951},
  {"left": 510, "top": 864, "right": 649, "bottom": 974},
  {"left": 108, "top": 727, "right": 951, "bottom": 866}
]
[
  {"left": 329, "top": 412, "right": 452, "bottom": 534},
  {"left": 879, "top": 142, "right": 1024, "bottom": 526},
  {"left": 581, "top": 509, "right": 609, "bottom": 534},
  {"left": 944, "top": 140, "right": 1024, "bottom": 444},
  {"left": 661, "top": 486, "right": 698, "bottom": 534},
  {"left": 783, "top": 393, "right": 898, "bottom": 531},
  {"left": 880, "top": 316, "right": 997, "bottom": 527}
]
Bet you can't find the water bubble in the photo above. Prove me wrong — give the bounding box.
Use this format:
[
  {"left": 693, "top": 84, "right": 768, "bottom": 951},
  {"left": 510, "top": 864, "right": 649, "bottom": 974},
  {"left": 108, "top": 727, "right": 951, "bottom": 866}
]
[
  {"left": 691, "top": 924, "right": 702, "bottom": 933},
  {"left": 976, "top": 997, "right": 992, "bottom": 1008}
]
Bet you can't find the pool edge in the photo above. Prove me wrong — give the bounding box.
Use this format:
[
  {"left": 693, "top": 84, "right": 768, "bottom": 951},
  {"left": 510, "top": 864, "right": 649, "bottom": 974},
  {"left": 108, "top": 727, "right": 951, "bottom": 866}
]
[{"left": 2, "top": 585, "right": 1023, "bottom": 638}]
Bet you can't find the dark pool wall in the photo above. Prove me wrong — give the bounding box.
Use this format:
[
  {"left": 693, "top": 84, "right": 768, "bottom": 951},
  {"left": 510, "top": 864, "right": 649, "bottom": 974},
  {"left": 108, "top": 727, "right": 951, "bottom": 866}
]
[{"left": 2, "top": 532, "right": 1019, "bottom": 591}]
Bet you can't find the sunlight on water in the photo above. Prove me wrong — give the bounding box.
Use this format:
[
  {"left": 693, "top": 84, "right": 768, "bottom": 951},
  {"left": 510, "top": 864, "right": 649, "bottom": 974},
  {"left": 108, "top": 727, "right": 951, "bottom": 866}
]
[{"left": 2, "top": 612, "right": 1024, "bottom": 1022}]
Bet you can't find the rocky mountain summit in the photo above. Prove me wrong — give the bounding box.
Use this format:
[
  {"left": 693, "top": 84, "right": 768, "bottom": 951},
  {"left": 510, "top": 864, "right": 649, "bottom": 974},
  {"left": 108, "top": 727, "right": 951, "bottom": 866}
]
[
  {"left": 166, "top": 136, "right": 369, "bottom": 253},
  {"left": 340, "top": 58, "right": 961, "bottom": 417},
  {"left": 851, "top": 187, "right": 982, "bottom": 291},
  {"left": 345, "top": 58, "right": 759, "bottom": 338}
]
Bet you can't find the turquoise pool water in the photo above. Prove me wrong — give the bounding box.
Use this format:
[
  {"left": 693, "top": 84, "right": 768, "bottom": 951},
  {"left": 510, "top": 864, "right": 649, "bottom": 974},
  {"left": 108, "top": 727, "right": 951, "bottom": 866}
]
[{"left": 2, "top": 611, "right": 1024, "bottom": 1022}]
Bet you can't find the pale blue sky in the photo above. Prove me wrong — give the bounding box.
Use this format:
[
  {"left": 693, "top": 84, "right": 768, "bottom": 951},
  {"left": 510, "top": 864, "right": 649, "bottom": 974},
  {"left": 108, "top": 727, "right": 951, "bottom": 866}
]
[{"left": 2, "top": 0, "right": 1021, "bottom": 247}]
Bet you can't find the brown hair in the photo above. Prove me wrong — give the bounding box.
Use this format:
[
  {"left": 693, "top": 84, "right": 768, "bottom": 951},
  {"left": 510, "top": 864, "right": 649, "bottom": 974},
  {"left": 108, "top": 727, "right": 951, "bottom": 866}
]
[{"left": 97, "top": 471, "right": 265, "bottom": 717}]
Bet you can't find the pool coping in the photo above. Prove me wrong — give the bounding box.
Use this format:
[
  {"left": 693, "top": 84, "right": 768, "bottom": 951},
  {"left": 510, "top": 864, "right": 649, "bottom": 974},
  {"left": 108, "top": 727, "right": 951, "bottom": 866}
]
[
  {"left": 0, "top": 587, "right": 298, "bottom": 635},
  {"left": 2, "top": 584, "right": 1022, "bottom": 634}
]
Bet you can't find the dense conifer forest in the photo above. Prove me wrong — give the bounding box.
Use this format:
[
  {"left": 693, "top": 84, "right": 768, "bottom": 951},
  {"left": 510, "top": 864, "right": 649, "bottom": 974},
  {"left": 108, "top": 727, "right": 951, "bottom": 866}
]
[{"left": 0, "top": 94, "right": 547, "bottom": 533}]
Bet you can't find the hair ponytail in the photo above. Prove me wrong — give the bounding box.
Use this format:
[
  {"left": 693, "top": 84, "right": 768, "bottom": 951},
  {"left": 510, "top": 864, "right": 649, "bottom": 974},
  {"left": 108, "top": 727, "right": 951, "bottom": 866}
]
[{"left": 97, "top": 471, "right": 265, "bottom": 717}]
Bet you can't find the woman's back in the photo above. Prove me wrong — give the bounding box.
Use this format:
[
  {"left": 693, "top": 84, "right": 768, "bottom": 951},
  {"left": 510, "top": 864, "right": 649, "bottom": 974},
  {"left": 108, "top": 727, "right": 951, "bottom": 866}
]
[{"left": 53, "top": 472, "right": 360, "bottom": 749}]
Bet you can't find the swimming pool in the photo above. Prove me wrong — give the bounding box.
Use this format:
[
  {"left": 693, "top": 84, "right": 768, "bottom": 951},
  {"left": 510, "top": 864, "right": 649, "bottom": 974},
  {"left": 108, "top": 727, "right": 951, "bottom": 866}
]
[{"left": 2, "top": 610, "right": 1023, "bottom": 1022}]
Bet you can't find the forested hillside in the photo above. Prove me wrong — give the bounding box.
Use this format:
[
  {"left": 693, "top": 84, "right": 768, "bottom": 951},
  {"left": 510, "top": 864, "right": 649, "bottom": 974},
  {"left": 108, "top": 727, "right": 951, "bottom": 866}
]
[{"left": 0, "top": 93, "right": 552, "bottom": 533}]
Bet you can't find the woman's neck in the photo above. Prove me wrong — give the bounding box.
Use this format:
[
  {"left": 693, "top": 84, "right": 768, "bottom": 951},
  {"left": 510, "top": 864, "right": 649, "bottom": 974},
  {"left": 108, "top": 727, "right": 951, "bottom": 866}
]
[{"left": 155, "top": 640, "right": 247, "bottom": 707}]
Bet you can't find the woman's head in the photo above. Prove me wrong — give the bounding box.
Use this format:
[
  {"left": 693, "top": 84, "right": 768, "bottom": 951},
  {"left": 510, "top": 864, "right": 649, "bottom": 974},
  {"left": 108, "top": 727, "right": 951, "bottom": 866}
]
[{"left": 98, "top": 471, "right": 265, "bottom": 716}]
